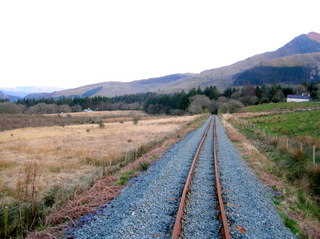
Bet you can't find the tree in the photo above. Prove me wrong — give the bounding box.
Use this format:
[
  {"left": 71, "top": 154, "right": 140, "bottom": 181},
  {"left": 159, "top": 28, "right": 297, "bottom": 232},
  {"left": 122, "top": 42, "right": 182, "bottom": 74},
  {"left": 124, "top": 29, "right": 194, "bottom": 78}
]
[
  {"left": 204, "top": 86, "right": 220, "bottom": 100},
  {"left": 26, "top": 103, "right": 58, "bottom": 114},
  {"left": 58, "top": 104, "right": 71, "bottom": 113},
  {"left": 271, "top": 90, "right": 285, "bottom": 103},
  {"left": 239, "top": 83, "right": 258, "bottom": 106},
  {"left": 218, "top": 100, "right": 244, "bottom": 114},
  {"left": 295, "top": 85, "right": 307, "bottom": 95},
  {"left": 0, "top": 102, "right": 25, "bottom": 114},
  {"left": 71, "top": 104, "right": 83, "bottom": 112},
  {"left": 188, "top": 95, "right": 212, "bottom": 114}
]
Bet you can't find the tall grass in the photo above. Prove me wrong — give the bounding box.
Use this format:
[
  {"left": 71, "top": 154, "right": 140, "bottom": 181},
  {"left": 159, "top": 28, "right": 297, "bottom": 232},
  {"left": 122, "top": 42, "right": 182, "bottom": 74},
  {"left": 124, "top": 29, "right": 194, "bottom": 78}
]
[
  {"left": 0, "top": 114, "right": 204, "bottom": 237},
  {"left": 0, "top": 110, "right": 149, "bottom": 131},
  {"left": 228, "top": 117, "right": 320, "bottom": 221}
]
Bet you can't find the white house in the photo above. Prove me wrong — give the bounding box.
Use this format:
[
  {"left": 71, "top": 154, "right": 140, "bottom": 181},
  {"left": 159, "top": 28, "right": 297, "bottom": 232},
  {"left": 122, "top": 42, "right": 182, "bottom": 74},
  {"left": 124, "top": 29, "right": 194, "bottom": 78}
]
[
  {"left": 84, "top": 108, "right": 93, "bottom": 112},
  {"left": 287, "top": 95, "right": 310, "bottom": 102}
]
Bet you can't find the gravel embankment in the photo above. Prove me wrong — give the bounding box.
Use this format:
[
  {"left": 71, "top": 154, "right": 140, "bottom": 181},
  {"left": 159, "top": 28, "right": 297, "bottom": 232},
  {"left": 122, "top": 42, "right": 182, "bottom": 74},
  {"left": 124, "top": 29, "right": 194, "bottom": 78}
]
[
  {"left": 181, "top": 121, "right": 221, "bottom": 238},
  {"left": 216, "top": 116, "right": 296, "bottom": 239},
  {"left": 66, "top": 117, "right": 212, "bottom": 239}
]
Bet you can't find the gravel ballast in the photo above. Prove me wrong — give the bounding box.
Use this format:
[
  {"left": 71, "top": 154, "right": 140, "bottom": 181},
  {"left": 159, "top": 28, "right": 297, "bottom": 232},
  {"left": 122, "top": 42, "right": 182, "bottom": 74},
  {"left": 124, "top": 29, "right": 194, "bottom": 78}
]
[
  {"left": 181, "top": 121, "right": 221, "bottom": 238},
  {"left": 67, "top": 117, "right": 212, "bottom": 239},
  {"left": 216, "top": 116, "right": 296, "bottom": 239},
  {"left": 66, "top": 115, "right": 296, "bottom": 239}
]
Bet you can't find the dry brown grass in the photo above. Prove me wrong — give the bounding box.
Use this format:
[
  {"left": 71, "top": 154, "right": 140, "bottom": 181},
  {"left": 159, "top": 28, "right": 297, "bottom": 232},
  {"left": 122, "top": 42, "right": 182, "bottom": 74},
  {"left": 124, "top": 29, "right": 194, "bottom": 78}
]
[
  {"left": 44, "top": 110, "right": 148, "bottom": 118},
  {"left": 220, "top": 115, "right": 284, "bottom": 188},
  {"left": 0, "top": 110, "right": 152, "bottom": 131},
  {"left": 0, "top": 114, "right": 199, "bottom": 206}
]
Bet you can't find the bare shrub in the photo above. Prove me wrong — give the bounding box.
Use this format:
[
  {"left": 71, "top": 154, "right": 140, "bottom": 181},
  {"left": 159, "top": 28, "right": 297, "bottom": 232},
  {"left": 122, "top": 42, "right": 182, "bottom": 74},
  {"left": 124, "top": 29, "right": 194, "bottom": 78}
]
[
  {"left": 219, "top": 100, "right": 244, "bottom": 114},
  {"left": 133, "top": 116, "right": 140, "bottom": 125},
  {"left": 71, "top": 105, "right": 82, "bottom": 112},
  {"left": 26, "top": 103, "right": 58, "bottom": 114},
  {"left": 291, "top": 149, "right": 308, "bottom": 164},
  {"left": 0, "top": 102, "right": 24, "bottom": 114},
  {"left": 188, "top": 95, "right": 212, "bottom": 114},
  {"left": 58, "top": 104, "right": 71, "bottom": 113}
]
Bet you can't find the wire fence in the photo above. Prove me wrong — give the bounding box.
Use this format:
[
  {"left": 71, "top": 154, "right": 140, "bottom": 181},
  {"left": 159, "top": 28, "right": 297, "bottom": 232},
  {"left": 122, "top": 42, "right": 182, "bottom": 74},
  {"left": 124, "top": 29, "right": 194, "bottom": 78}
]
[{"left": 233, "top": 117, "right": 320, "bottom": 165}]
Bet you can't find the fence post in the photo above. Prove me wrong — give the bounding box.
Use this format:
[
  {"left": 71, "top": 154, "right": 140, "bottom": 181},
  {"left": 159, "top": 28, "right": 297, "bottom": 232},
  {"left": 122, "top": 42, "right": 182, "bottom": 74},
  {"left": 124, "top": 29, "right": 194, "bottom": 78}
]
[
  {"left": 300, "top": 143, "right": 303, "bottom": 152},
  {"left": 286, "top": 138, "right": 289, "bottom": 151},
  {"left": 313, "top": 145, "right": 316, "bottom": 165}
]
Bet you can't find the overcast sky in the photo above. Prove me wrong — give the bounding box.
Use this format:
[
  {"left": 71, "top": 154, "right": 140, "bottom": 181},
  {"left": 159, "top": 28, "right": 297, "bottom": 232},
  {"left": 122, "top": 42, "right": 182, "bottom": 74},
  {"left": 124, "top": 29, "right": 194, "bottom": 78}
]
[{"left": 1, "top": 0, "right": 320, "bottom": 89}]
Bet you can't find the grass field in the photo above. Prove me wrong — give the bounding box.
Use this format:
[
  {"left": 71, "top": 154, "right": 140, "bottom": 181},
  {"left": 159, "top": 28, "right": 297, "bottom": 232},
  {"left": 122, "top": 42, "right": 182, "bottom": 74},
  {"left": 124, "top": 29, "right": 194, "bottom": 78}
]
[
  {"left": 223, "top": 115, "right": 320, "bottom": 238},
  {"left": 246, "top": 110, "right": 320, "bottom": 140},
  {"left": 245, "top": 102, "right": 320, "bottom": 112},
  {"left": 0, "top": 112, "right": 203, "bottom": 237},
  {"left": 0, "top": 110, "right": 152, "bottom": 131},
  {"left": 0, "top": 114, "right": 198, "bottom": 205}
]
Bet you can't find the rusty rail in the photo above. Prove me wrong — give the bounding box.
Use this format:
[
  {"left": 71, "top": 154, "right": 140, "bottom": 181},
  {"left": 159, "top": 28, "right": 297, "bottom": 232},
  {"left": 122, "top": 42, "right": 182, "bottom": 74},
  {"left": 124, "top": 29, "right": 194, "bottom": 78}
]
[
  {"left": 171, "top": 116, "right": 231, "bottom": 239},
  {"left": 171, "top": 117, "right": 213, "bottom": 239},
  {"left": 213, "top": 116, "right": 231, "bottom": 239}
]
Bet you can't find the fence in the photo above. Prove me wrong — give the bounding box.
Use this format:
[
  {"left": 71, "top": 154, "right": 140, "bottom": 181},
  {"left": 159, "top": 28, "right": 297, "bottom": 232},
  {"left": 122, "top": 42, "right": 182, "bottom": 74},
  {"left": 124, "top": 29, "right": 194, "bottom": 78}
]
[{"left": 233, "top": 117, "right": 320, "bottom": 165}]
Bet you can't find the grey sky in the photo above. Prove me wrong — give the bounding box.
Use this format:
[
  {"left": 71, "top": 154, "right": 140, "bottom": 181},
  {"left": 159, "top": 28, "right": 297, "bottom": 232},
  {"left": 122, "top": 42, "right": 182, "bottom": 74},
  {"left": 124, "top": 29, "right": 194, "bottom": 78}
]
[{"left": 1, "top": 0, "right": 319, "bottom": 88}]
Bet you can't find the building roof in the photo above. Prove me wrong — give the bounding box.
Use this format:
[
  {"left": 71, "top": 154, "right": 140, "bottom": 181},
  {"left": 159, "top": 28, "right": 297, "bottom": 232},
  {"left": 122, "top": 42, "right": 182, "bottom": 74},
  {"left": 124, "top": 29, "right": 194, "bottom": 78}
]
[{"left": 287, "top": 95, "right": 310, "bottom": 99}]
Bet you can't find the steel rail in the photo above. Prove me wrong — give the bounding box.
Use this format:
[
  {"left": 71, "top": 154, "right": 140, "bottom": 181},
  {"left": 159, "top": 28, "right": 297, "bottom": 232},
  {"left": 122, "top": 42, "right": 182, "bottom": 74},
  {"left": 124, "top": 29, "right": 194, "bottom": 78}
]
[
  {"left": 171, "top": 117, "right": 213, "bottom": 239},
  {"left": 171, "top": 116, "right": 231, "bottom": 239},
  {"left": 213, "top": 116, "right": 231, "bottom": 239}
]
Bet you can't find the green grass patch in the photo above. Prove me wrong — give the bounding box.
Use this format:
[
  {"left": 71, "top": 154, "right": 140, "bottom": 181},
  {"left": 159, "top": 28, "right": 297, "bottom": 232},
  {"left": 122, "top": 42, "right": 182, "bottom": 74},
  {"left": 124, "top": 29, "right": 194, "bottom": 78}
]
[
  {"left": 280, "top": 213, "right": 299, "bottom": 234},
  {"left": 151, "top": 155, "right": 159, "bottom": 160},
  {"left": 247, "top": 110, "right": 320, "bottom": 139},
  {"left": 245, "top": 102, "right": 320, "bottom": 113},
  {"left": 296, "top": 190, "right": 320, "bottom": 220},
  {"left": 117, "top": 170, "right": 136, "bottom": 185},
  {"left": 138, "top": 162, "right": 149, "bottom": 171}
]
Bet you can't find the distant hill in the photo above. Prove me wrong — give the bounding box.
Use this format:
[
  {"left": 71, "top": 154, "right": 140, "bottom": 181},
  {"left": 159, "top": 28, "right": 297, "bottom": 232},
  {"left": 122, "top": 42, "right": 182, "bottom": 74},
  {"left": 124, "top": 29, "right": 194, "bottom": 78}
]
[
  {"left": 0, "top": 86, "right": 64, "bottom": 99},
  {"left": 25, "top": 32, "right": 320, "bottom": 99},
  {"left": 0, "top": 91, "right": 20, "bottom": 102},
  {"left": 25, "top": 74, "right": 195, "bottom": 99}
]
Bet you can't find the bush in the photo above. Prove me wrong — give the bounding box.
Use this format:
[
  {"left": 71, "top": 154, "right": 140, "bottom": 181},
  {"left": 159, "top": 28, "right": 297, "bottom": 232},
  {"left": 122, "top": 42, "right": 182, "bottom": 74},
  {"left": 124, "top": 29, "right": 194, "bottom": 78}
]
[
  {"left": 133, "top": 116, "right": 140, "bottom": 125},
  {"left": 58, "top": 104, "right": 71, "bottom": 113},
  {"left": 138, "top": 161, "right": 149, "bottom": 171},
  {"left": 291, "top": 150, "right": 308, "bottom": 164},
  {"left": 309, "top": 166, "right": 320, "bottom": 196},
  {"left": 99, "top": 122, "right": 105, "bottom": 128},
  {"left": 118, "top": 171, "right": 136, "bottom": 185},
  {"left": 0, "top": 102, "right": 24, "bottom": 114},
  {"left": 218, "top": 100, "right": 244, "bottom": 114},
  {"left": 25, "top": 103, "right": 58, "bottom": 114},
  {"left": 188, "top": 95, "right": 212, "bottom": 114}
]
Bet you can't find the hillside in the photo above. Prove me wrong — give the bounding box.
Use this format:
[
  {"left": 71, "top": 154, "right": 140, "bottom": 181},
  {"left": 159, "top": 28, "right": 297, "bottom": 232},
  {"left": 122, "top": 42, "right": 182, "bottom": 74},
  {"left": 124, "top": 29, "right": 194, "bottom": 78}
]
[
  {"left": 25, "top": 74, "right": 194, "bottom": 99},
  {"left": 25, "top": 32, "right": 320, "bottom": 99},
  {"left": 0, "top": 91, "right": 20, "bottom": 102}
]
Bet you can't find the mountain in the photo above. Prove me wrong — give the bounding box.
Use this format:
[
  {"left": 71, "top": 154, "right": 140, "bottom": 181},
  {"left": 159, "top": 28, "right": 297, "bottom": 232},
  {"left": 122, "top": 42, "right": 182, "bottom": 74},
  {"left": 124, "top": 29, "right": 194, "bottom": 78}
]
[
  {"left": 25, "top": 32, "right": 320, "bottom": 99},
  {"left": 25, "top": 74, "right": 195, "bottom": 99},
  {"left": 0, "top": 91, "right": 20, "bottom": 102},
  {"left": 0, "top": 86, "right": 64, "bottom": 98},
  {"left": 176, "top": 32, "right": 320, "bottom": 89}
]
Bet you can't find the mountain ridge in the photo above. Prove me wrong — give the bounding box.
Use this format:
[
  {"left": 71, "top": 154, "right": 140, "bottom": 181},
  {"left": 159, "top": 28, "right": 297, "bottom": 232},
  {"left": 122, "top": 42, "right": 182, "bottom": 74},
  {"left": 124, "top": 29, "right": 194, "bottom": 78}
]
[{"left": 24, "top": 32, "right": 320, "bottom": 99}]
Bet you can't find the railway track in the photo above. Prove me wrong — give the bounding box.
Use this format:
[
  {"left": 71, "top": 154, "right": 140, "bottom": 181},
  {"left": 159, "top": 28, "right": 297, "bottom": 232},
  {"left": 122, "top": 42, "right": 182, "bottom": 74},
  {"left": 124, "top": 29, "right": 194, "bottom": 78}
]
[
  {"left": 171, "top": 116, "right": 231, "bottom": 239},
  {"left": 69, "top": 116, "right": 295, "bottom": 239}
]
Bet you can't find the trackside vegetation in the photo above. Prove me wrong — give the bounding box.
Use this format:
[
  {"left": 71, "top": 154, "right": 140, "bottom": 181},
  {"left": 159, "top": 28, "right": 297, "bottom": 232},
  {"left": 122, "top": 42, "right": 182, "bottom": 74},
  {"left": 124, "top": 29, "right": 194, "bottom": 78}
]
[{"left": 225, "top": 108, "right": 320, "bottom": 238}]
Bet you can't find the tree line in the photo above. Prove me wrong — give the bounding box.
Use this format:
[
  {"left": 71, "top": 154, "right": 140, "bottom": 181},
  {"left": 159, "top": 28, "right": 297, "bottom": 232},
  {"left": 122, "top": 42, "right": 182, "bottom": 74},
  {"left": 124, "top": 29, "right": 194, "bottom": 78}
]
[{"left": 0, "top": 82, "right": 319, "bottom": 115}]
